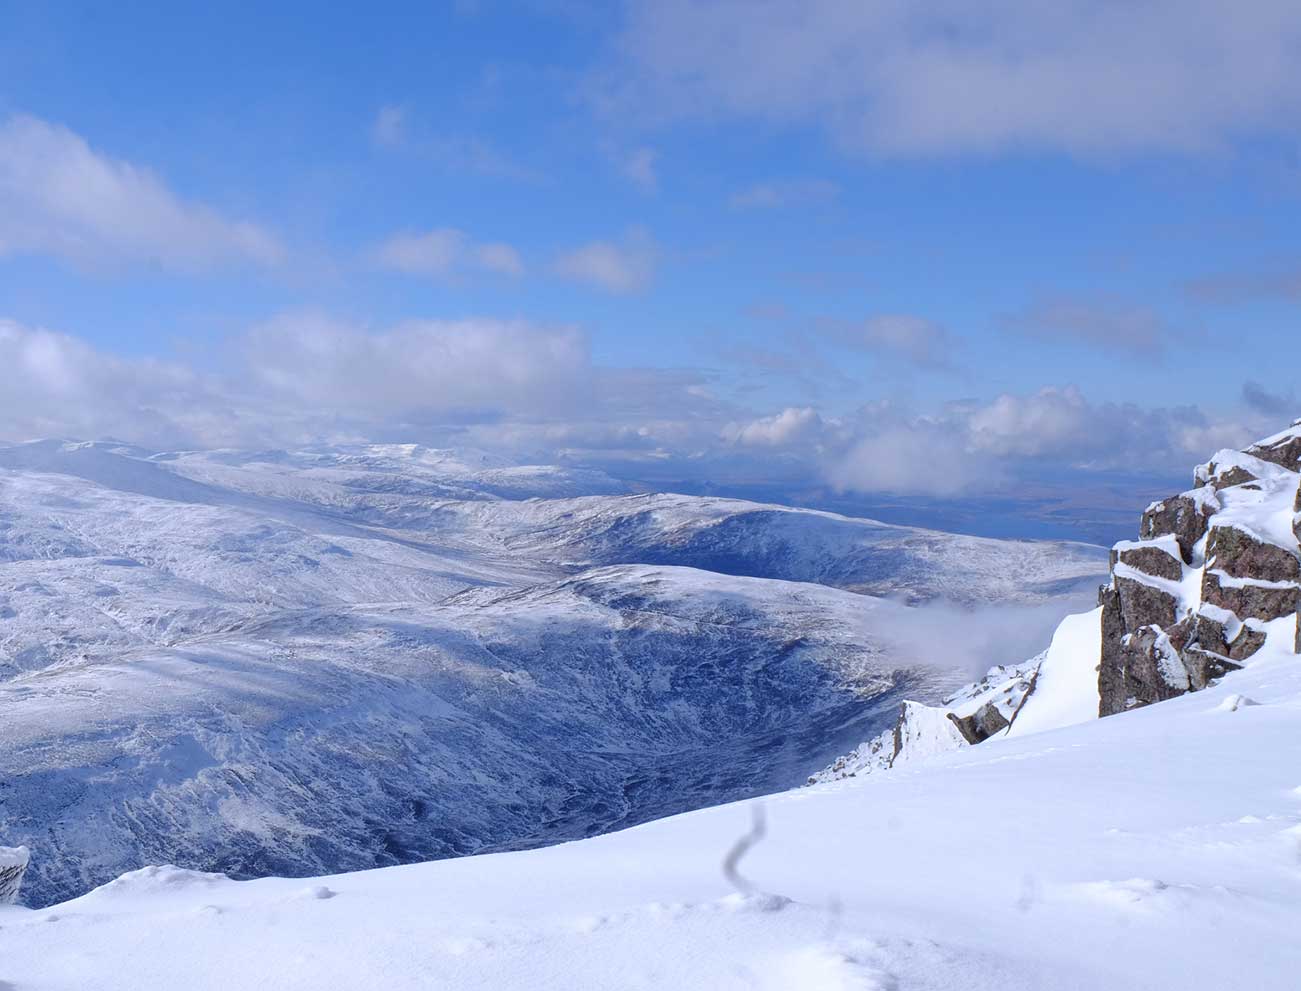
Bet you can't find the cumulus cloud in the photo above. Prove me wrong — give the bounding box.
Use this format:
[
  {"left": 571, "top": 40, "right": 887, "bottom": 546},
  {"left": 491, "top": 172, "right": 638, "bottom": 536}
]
[
  {"left": 827, "top": 419, "right": 991, "bottom": 497},
  {"left": 816, "top": 387, "right": 1272, "bottom": 497},
  {"left": 723, "top": 407, "right": 823, "bottom": 447},
  {"left": 371, "top": 228, "right": 524, "bottom": 278},
  {"left": 0, "top": 114, "right": 282, "bottom": 271},
  {"left": 0, "top": 319, "right": 239, "bottom": 447},
  {"left": 728, "top": 179, "right": 839, "bottom": 210},
  {"left": 554, "top": 228, "right": 657, "bottom": 293},
  {"left": 0, "top": 315, "right": 1275, "bottom": 504},
  {"left": 600, "top": 0, "right": 1301, "bottom": 158},
  {"left": 1003, "top": 297, "right": 1184, "bottom": 357},
  {"left": 0, "top": 315, "right": 720, "bottom": 454}
]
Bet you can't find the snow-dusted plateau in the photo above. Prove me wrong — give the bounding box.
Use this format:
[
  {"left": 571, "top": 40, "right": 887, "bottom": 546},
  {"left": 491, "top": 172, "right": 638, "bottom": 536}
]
[{"left": 3, "top": 425, "right": 1300, "bottom": 990}]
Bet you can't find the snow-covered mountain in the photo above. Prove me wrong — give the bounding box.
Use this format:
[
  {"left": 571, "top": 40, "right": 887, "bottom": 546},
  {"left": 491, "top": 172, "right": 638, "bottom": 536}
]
[{"left": 0, "top": 440, "right": 1106, "bottom": 907}]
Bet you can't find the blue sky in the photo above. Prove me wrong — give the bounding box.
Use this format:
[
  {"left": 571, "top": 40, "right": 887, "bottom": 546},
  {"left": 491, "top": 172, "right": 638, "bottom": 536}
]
[{"left": 2, "top": 0, "right": 1300, "bottom": 533}]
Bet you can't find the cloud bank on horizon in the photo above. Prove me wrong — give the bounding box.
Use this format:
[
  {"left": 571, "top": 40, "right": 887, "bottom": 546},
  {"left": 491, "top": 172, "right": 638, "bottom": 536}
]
[{"left": 0, "top": 0, "right": 1298, "bottom": 501}]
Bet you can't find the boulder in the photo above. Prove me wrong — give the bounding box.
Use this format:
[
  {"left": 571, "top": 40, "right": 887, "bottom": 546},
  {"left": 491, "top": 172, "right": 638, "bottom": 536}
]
[
  {"left": 1205, "top": 465, "right": 1258, "bottom": 490},
  {"left": 1180, "top": 646, "right": 1241, "bottom": 691},
  {"left": 947, "top": 701, "right": 1010, "bottom": 745},
  {"left": 1140, "top": 491, "right": 1215, "bottom": 564},
  {"left": 1114, "top": 575, "right": 1178, "bottom": 632},
  {"left": 1127, "top": 626, "right": 1191, "bottom": 701},
  {"left": 1111, "top": 543, "right": 1183, "bottom": 582},
  {"left": 1205, "top": 525, "right": 1300, "bottom": 584},
  {"left": 1201, "top": 570, "right": 1300, "bottom": 623},
  {"left": 1245, "top": 424, "right": 1301, "bottom": 470},
  {"left": 1228, "top": 623, "right": 1268, "bottom": 662}
]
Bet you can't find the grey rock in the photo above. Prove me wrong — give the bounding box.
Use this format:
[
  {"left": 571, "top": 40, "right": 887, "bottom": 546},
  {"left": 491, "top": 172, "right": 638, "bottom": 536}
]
[
  {"left": 1097, "top": 584, "right": 1127, "bottom": 717},
  {"left": 1246, "top": 431, "right": 1301, "bottom": 471},
  {"left": 1228, "top": 623, "right": 1268, "bottom": 662},
  {"left": 1140, "top": 493, "right": 1213, "bottom": 564},
  {"left": 1202, "top": 570, "right": 1300, "bottom": 624},
  {"left": 947, "top": 701, "right": 1010, "bottom": 745},
  {"left": 1114, "top": 575, "right": 1178, "bottom": 632},
  {"left": 1111, "top": 544, "right": 1183, "bottom": 582},
  {"left": 1180, "top": 646, "right": 1242, "bottom": 691},
  {"left": 1206, "top": 525, "right": 1300, "bottom": 584}
]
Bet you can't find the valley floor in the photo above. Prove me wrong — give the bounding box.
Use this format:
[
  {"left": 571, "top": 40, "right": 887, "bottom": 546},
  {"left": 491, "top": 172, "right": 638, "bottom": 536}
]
[{"left": 4, "top": 649, "right": 1299, "bottom": 990}]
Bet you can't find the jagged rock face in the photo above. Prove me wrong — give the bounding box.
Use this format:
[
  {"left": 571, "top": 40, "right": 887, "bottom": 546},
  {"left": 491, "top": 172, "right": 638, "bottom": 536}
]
[{"left": 1098, "top": 423, "right": 1301, "bottom": 716}]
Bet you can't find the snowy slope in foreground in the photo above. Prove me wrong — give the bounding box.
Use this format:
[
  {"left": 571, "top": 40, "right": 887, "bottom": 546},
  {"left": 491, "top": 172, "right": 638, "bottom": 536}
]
[{"left": 3, "top": 648, "right": 1298, "bottom": 990}]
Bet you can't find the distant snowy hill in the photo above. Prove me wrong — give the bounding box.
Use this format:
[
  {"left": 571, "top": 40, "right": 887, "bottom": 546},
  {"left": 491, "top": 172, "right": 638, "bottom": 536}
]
[{"left": 0, "top": 440, "right": 1106, "bottom": 906}]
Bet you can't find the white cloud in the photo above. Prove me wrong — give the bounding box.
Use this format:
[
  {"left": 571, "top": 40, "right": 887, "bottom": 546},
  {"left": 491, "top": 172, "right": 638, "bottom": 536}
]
[
  {"left": 0, "top": 315, "right": 716, "bottom": 452},
  {"left": 828, "top": 420, "right": 991, "bottom": 497},
  {"left": 0, "top": 315, "right": 1279, "bottom": 502},
  {"left": 0, "top": 114, "right": 282, "bottom": 271},
  {"left": 723, "top": 407, "right": 823, "bottom": 446},
  {"left": 728, "top": 179, "right": 839, "bottom": 210},
  {"left": 242, "top": 313, "right": 590, "bottom": 418},
  {"left": 554, "top": 228, "right": 657, "bottom": 293},
  {"left": 371, "top": 228, "right": 524, "bottom": 279},
  {"left": 603, "top": 1, "right": 1301, "bottom": 158}
]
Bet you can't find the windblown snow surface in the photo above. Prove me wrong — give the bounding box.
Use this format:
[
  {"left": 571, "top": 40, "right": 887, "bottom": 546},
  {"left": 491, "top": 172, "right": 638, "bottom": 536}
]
[
  {"left": 0, "top": 440, "right": 1106, "bottom": 908},
  {"left": 1, "top": 626, "right": 1297, "bottom": 989}
]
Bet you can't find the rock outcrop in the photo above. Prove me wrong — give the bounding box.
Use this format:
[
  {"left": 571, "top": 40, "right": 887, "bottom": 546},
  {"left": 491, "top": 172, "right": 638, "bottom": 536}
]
[
  {"left": 1097, "top": 422, "right": 1301, "bottom": 715},
  {"left": 813, "top": 420, "right": 1301, "bottom": 784}
]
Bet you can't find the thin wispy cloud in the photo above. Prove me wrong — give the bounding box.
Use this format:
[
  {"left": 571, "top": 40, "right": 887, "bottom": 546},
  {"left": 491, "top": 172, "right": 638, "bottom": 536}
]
[
  {"left": 1002, "top": 297, "right": 1186, "bottom": 357},
  {"left": 1185, "top": 265, "right": 1301, "bottom": 304},
  {"left": 601, "top": 0, "right": 1301, "bottom": 158},
  {"left": 729, "top": 179, "right": 839, "bottom": 211},
  {"left": 371, "top": 228, "right": 525, "bottom": 279},
  {"left": 554, "top": 228, "right": 657, "bottom": 293},
  {"left": 371, "top": 105, "right": 408, "bottom": 148},
  {"left": 822, "top": 314, "right": 957, "bottom": 368}
]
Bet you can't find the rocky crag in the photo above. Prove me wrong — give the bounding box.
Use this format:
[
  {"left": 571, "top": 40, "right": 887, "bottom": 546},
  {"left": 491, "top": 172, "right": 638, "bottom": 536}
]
[{"left": 812, "top": 420, "right": 1301, "bottom": 783}]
